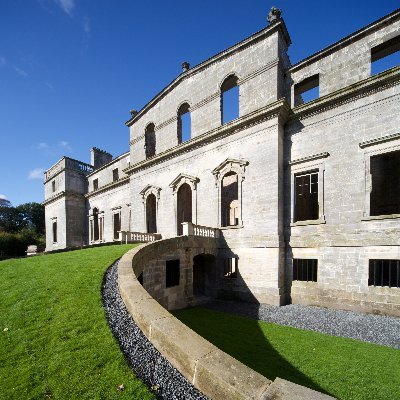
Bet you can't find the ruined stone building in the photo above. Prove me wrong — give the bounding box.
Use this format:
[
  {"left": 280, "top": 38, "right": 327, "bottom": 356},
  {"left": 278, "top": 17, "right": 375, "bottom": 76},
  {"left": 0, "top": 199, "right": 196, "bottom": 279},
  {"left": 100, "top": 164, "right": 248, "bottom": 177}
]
[{"left": 43, "top": 8, "right": 400, "bottom": 316}]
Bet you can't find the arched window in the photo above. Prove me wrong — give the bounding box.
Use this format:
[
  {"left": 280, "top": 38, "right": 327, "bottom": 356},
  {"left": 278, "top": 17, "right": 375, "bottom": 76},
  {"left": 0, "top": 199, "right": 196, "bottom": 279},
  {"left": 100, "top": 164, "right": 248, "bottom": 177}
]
[
  {"left": 146, "top": 193, "right": 157, "bottom": 233},
  {"left": 177, "top": 103, "right": 191, "bottom": 144},
  {"left": 145, "top": 123, "right": 156, "bottom": 158},
  {"left": 221, "top": 172, "right": 239, "bottom": 227},
  {"left": 221, "top": 75, "right": 239, "bottom": 124},
  {"left": 93, "top": 208, "right": 99, "bottom": 241}
]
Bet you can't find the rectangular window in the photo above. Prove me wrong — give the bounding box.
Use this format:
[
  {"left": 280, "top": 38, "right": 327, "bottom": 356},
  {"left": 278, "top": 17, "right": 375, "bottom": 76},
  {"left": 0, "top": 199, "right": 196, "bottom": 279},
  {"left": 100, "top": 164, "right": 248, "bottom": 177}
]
[
  {"left": 52, "top": 180, "right": 56, "bottom": 193},
  {"left": 368, "top": 259, "right": 400, "bottom": 288},
  {"left": 371, "top": 36, "right": 400, "bottom": 75},
  {"left": 93, "top": 178, "right": 98, "bottom": 191},
  {"left": 294, "top": 170, "right": 319, "bottom": 222},
  {"left": 222, "top": 258, "right": 238, "bottom": 278},
  {"left": 113, "top": 213, "right": 121, "bottom": 240},
  {"left": 294, "top": 74, "right": 319, "bottom": 106},
  {"left": 113, "top": 168, "right": 119, "bottom": 182},
  {"left": 52, "top": 221, "right": 57, "bottom": 243},
  {"left": 166, "top": 259, "right": 180, "bottom": 287},
  {"left": 293, "top": 259, "right": 318, "bottom": 282},
  {"left": 370, "top": 150, "right": 400, "bottom": 216}
]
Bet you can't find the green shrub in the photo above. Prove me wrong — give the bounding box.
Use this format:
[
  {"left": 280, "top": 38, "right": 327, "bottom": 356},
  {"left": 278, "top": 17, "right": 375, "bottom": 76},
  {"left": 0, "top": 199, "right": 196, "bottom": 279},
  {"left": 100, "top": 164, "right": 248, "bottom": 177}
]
[{"left": 0, "top": 229, "right": 45, "bottom": 259}]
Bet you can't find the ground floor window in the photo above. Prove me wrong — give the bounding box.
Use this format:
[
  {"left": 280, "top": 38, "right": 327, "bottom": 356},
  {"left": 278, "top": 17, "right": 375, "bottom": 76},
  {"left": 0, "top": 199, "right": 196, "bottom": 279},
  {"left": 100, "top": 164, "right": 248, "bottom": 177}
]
[
  {"left": 52, "top": 221, "right": 57, "bottom": 243},
  {"left": 113, "top": 212, "right": 121, "bottom": 239},
  {"left": 294, "top": 170, "right": 319, "bottom": 222},
  {"left": 369, "top": 259, "right": 400, "bottom": 288},
  {"left": 222, "top": 257, "right": 238, "bottom": 278},
  {"left": 166, "top": 259, "right": 180, "bottom": 287},
  {"left": 293, "top": 259, "right": 318, "bottom": 282}
]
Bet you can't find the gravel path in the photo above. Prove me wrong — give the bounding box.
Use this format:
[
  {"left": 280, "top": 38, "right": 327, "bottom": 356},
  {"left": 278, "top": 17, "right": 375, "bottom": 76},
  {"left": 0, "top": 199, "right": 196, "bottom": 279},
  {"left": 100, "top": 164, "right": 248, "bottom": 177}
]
[
  {"left": 203, "top": 299, "right": 400, "bottom": 349},
  {"left": 102, "top": 262, "right": 208, "bottom": 400}
]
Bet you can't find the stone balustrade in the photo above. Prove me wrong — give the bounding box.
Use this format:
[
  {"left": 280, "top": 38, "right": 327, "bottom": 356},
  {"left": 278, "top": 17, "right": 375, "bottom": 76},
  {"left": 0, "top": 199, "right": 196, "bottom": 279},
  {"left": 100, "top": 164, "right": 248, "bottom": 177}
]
[
  {"left": 181, "top": 222, "right": 220, "bottom": 238},
  {"left": 118, "top": 230, "right": 161, "bottom": 243},
  {"left": 45, "top": 157, "right": 94, "bottom": 181}
]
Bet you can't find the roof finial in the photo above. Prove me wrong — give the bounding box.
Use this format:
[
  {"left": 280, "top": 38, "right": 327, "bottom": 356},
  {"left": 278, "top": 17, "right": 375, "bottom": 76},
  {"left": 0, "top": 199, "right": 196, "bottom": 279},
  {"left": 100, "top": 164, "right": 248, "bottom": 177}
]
[
  {"left": 182, "top": 61, "right": 190, "bottom": 72},
  {"left": 267, "top": 6, "right": 282, "bottom": 24}
]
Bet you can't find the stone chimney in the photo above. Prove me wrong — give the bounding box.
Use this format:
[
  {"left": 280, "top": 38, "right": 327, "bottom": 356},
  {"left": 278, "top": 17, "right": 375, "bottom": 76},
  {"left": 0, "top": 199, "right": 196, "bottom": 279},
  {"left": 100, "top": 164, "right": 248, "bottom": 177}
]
[
  {"left": 90, "top": 147, "right": 113, "bottom": 170},
  {"left": 182, "top": 61, "right": 190, "bottom": 72}
]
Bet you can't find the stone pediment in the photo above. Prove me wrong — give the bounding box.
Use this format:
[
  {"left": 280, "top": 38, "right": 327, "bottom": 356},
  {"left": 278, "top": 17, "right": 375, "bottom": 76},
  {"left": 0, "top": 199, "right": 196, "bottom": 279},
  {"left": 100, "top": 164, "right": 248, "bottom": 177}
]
[
  {"left": 139, "top": 184, "right": 161, "bottom": 200},
  {"left": 212, "top": 158, "right": 249, "bottom": 181},
  {"left": 169, "top": 173, "right": 200, "bottom": 191}
]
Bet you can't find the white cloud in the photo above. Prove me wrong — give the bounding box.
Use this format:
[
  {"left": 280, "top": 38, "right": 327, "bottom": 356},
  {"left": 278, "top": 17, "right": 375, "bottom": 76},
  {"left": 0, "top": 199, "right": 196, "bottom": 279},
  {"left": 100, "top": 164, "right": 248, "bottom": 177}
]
[
  {"left": 28, "top": 168, "right": 45, "bottom": 180},
  {"left": 59, "top": 141, "right": 72, "bottom": 151},
  {"left": 36, "top": 142, "right": 49, "bottom": 150},
  {"left": 0, "top": 194, "right": 7, "bottom": 200},
  {"left": 83, "top": 16, "right": 90, "bottom": 33},
  {"left": 14, "top": 67, "right": 28, "bottom": 77},
  {"left": 54, "top": 0, "right": 75, "bottom": 15},
  {"left": 0, "top": 57, "right": 6, "bottom": 67}
]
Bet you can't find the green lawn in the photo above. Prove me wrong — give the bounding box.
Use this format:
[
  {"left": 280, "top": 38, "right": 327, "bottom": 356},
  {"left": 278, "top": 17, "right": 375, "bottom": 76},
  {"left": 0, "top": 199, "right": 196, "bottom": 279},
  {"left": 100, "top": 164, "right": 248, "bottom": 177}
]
[
  {"left": 174, "top": 307, "right": 400, "bottom": 400},
  {"left": 0, "top": 245, "right": 155, "bottom": 400}
]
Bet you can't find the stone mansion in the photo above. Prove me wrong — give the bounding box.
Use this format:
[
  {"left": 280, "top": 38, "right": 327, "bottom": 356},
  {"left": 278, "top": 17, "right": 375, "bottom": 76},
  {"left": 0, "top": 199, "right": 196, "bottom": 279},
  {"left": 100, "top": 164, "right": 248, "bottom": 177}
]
[{"left": 43, "top": 8, "right": 400, "bottom": 316}]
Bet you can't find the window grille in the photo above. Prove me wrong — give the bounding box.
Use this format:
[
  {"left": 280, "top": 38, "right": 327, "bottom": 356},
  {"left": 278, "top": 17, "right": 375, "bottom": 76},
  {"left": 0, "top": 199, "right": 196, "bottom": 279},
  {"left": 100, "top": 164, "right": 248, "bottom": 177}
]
[
  {"left": 368, "top": 259, "right": 400, "bottom": 288},
  {"left": 293, "top": 259, "right": 318, "bottom": 282}
]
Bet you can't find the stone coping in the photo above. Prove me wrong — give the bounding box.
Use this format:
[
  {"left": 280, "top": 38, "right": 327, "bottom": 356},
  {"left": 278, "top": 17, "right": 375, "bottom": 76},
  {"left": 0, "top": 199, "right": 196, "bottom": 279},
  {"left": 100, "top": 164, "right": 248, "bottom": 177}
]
[{"left": 117, "top": 242, "right": 335, "bottom": 400}]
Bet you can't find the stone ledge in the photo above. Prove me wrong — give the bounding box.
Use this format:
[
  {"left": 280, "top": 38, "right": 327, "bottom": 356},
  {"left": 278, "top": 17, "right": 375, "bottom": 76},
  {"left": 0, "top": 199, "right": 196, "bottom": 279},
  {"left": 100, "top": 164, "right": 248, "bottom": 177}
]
[{"left": 117, "top": 241, "right": 335, "bottom": 400}]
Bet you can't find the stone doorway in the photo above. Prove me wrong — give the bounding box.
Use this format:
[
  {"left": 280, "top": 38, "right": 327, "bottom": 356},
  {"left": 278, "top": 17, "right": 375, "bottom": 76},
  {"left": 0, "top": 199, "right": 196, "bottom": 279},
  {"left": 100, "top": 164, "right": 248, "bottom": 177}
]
[
  {"left": 193, "top": 254, "right": 216, "bottom": 299},
  {"left": 177, "top": 183, "right": 192, "bottom": 235},
  {"left": 146, "top": 193, "right": 157, "bottom": 233}
]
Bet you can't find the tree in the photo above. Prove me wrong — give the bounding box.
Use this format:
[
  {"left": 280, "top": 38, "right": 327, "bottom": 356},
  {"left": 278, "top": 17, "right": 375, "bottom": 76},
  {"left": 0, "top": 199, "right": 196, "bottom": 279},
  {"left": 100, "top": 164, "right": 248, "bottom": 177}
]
[{"left": 16, "top": 203, "right": 45, "bottom": 235}]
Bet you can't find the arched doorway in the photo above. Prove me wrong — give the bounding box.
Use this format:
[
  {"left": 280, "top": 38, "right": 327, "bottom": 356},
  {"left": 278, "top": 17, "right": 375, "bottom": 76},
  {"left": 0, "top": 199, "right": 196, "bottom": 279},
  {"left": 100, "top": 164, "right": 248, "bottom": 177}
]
[
  {"left": 146, "top": 193, "right": 157, "bottom": 233},
  {"left": 177, "top": 183, "right": 192, "bottom": 235},
  {"left": 193, "top": 254, "right": 216, "bottom": 298}
]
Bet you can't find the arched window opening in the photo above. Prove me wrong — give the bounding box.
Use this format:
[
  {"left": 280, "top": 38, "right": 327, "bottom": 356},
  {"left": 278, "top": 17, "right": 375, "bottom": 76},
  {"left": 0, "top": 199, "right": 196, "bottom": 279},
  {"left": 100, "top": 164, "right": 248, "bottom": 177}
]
[
  {"left": 177, "top": 103, "right": 191, "bottom": 144},
  {"left": 145, "top": 123, "right": 156, "bottom": 158},
  {"left": 146, "top": 193, "right": 157, "bottom": 233},
  {"left": 177, "top": 183, "right": 192, "bottom": 235},
  {"left": 221, "top": 75, "right": 239, "bottom": 124},
  {"left": 221, "top": 171, "right": 239, "bottom": 227},
  {"left": 93, "top": 208, "right": 99, "bottom": 241}
]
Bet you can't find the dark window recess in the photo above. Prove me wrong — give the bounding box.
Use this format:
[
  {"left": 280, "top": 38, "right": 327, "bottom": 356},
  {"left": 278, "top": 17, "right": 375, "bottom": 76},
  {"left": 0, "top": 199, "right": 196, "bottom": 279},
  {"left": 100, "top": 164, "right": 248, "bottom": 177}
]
[
  {"left": 371, "top": 35, "right": 400, "bottom": 75},
  {"left": 52, "top": 180, "right": 56, "bottom": 193},
  {"left": 370, "top": 150, "right": 400, "bottom": 216},
  {"left": 293, "top": 259, "right": 318, "bottom": 282},
  {"left": 93, "top": 178, "right": 98, "bottom": 191},
  {"left": 294, "top": 74, "right": 319, "bottom": 106},
  {"left": 221, "top": 75, "right": 239, "bottom": 124},
  {"left": 112, "top": 168, "right": 119, "bottom": 182},
  {"left": 177, "top": 103, "right": 191, "bottom": 144},
  {"left": 52, "top": 221, "right": 57, "bottom": 243},
  {"left": 113, "top": 213, "right": 121, "bottom": 239},
  {"left": 223, "top": 258, "right": 238, "bottom": 278},
  {"left": 369, "top": 259, "right": 400, "bottom": 288},
  {"left": 166, "top": 259, "right": 180, "bottom": 287},
  {"left": 145, "top": 123, "right": 156, "bottom": 158},
  {"left": 294, "top": 170, "right": 319, "bottom": 222}
]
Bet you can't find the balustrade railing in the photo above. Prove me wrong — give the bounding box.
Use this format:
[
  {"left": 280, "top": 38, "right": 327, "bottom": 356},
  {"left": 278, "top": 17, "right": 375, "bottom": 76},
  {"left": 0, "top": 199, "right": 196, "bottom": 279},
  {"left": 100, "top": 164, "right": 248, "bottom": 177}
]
[
  {"left": 181, "top": 222, "right": 220, "bottom": 238},
  {"left": 118, "top": 231, "right": 162, "bottom": 243}
]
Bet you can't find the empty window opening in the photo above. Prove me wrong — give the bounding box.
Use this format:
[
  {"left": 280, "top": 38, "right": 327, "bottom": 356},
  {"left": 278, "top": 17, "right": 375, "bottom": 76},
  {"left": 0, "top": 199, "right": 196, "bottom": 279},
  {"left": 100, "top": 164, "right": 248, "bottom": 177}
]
[
  {"left": 221, "top": 172, "right": 239, "bottom": 227},
  {"left": 166, "top": 259, "right": 180, "bottom": 287},
  {"left": 52, "top": 221, "right": 57, "bottom": 243},
  {"left": 177, "top": 103, "right": 191, "bottom": 144},
  {"left": 294, "top": 170, "right": 319, "bottom": 222},
  {"left": 52, "top": 180, "right": 56, "bottom": 193},
  {"left": 112, "top": 168, "right": 119, "bottom": 182},
  {"left": 177, "top": 183, "right": 192, "bottom": 235},
  {"left": 371, "top": 36, "right": 400, "bottom": 75},
  {"left": 294, "top": 74, "right": 319, "bottom": 106},
  {"left": 145, "top": 123, "right": 156, "bottom": 158},
  {"left": 369, "top": 259, "right": 400, "bottom": 288},
  {"left": 146, "top": 193, "right": 157, "bottom": 233},
  {"left": 222, "top": 257, "right": 238, "bottom": 278},
  {"left": 370, "top": 150, "right": 400, "bottom": 216},
  {"left": 93, "top": 178, "right": 99, "bottom": 191},
  {"left": 293, "top": 259, "right": 318, "bottom": 282},
  {"left": 221, "top": 75, "right": 239, "bottom": 124},
  {"left": 93, "top": 208, "right": 99, "bottom": 241},
  {"left": 113, "top": 213, "right": 121, "bottom": 240}
]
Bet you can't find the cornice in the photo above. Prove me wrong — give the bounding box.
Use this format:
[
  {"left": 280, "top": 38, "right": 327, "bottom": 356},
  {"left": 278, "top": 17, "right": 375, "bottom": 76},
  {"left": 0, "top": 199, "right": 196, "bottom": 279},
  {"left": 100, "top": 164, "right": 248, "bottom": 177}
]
[
  {"left": 291, "top": 67, "right": 400, "bottom": 121},
  {"left": 42, "top": 190, "right": 85, "bottom": 206},
  {"left": 289, "top": 152, "right": 330, "bottom": 166},
  {"left": 359, "top": 132, "right": 400, "bottom": 148},
  {"left": 85, "top": 176, "right": 130, "bottom": 198},
  {"left": 124, "top": 99, "right": 291, "bottom": 175}
]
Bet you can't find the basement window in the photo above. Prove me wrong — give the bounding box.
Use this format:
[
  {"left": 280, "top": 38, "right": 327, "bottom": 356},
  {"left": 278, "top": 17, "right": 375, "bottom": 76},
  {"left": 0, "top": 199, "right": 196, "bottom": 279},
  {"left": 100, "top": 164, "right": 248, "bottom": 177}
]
[
  {"left": 293, "top": 259, "right": 318, "bottom": 282},
  {"left": 222, "top": 258, "right": 238, "bottom": 278},
  {"left": 371, "top": 36, "right": 400, "bottom": 75},
  {"left": 166, "top": 259, "right": 180, "bottom": 288},
  {"left": 294, "top": 74, "right": 319, "bottom": 106},
  {"left": 369, "top": 259, "right": 400, "bottom": 288},
  {"left": 370, "top": 150, "right": 400, "bottom": 216}
]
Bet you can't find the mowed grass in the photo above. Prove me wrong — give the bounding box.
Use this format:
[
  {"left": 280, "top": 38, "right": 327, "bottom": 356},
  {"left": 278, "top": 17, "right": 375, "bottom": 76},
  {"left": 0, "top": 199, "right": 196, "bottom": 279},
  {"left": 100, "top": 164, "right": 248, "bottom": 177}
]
[
  {"left": 174, "top": 307, "right": 400, "bottom": 400},
  {"left": 0, "top": 245, "right": 155, "bottom": 400}
]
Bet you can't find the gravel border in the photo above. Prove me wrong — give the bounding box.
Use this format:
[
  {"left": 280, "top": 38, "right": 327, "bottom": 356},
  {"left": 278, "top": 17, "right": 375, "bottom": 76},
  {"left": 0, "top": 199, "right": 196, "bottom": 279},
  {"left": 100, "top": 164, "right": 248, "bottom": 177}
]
[
  {"left": 102, "top": 261, "right": 208, "bottom": 400},
  {"left": 203, "top": 299, "right": 400, "bottom": 349}
]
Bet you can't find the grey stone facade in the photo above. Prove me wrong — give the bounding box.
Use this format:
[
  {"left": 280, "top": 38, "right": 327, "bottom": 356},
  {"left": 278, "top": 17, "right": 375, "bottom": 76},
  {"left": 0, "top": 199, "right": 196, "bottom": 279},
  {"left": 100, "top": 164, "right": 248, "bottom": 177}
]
[{"left": 44, "top": 8, "right": 400, "bottom": 316}]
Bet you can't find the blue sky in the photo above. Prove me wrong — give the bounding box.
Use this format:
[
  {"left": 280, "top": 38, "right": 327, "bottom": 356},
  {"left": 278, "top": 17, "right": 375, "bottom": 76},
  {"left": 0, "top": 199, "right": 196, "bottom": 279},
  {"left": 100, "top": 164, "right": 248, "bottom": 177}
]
[{"left": 0, "top": 0, "right": 399, "bottom": 206}]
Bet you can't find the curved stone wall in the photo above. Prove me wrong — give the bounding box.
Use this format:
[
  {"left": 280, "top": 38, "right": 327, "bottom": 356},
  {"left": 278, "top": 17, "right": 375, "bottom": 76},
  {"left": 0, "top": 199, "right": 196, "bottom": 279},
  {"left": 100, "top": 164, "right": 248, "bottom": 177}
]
[{"left": 118, "top": 240, "right": 335, "bottom": 400}]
